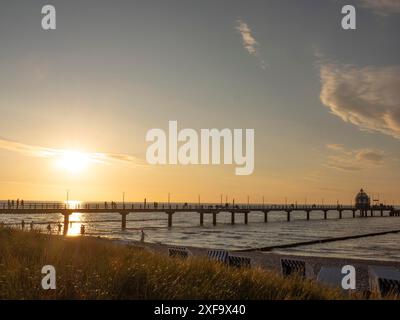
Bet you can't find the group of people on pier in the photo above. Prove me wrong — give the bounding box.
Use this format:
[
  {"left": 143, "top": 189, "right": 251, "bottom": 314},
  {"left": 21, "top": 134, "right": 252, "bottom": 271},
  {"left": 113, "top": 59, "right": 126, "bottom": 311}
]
[{"left": 5, "top": 199, "right": 25, "bottom": 209}]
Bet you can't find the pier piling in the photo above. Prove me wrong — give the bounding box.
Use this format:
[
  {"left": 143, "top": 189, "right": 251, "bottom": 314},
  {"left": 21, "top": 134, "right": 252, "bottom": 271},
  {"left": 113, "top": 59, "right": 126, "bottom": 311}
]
[
  {"left": 167, "top": 212, "right": 173, "bottom": 228},
  {"left": 200, "top": 212, "right": 204, "bottom": 226},
  {"left": 213, "top": 212, "right": 217, "bottom": 226},
  {"left": 231, "top": 212, "right": 235, "bottom": 225},
  {"left": 244, "top": 212, "right": 248, "bottom": 224},
  {"left": 120, "top": 212, "right": 128, "bottom": 231},
  {"left": 62, "top": 212, "right": 71, "bottom": 235}
]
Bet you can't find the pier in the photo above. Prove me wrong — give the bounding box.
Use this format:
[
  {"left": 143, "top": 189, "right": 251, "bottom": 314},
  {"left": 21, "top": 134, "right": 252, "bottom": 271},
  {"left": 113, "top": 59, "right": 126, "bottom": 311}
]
[{"left": 0, "top": 201, "right": 398, "bottom": 235}]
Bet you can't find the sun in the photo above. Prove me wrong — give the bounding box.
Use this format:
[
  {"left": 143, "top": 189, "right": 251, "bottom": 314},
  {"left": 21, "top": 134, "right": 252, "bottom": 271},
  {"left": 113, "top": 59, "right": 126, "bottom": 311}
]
[{"left": 56, "top": 150, "right": 91, "bottom": 174}]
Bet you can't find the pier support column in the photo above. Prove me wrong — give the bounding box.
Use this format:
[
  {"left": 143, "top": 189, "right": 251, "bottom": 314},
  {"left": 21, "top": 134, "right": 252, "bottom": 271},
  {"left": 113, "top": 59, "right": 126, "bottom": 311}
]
[
  {"left": 264, "top": 211, "right": 268, "bottom": 223},
  {"left": 352, "top": 210, "right": 356, "bottom": 218},
  {"left": 306, "top": 210, "right": 310, "bottom": 221},
  {"left": 231, "top": 212, "right": 235, "bottom": 225},
  {"left": 371, "top": 210, "right": 373, "bottom": 217},
  {"left": 381, "top": 209, "right": 383, "bottom": 217},
  {"left": 287, "top": 211, "right": 291, "bottom": 222},
  {"left": 62, "top": 212, "right": 71, "bottom": 236},
  {"left": 167, "top": 212, "right": 174, "bottom": 228},
  {"left": 200, "top": 212, "right": 204, "bottom": 226},
  {"left": 120, "top": 212, "right": 128, "bottom": 231},
  {"left": 339, "top": 210, "right": 342, "bottom": 219},
  {"left": 213, "top": 213, "right": 217, "bottom": 226},
  {"left": 244, "top": 212, "right": 248, "bottom": 224},
  {"left": 323, "top": 210, "right": 327, "bottom": 220}
]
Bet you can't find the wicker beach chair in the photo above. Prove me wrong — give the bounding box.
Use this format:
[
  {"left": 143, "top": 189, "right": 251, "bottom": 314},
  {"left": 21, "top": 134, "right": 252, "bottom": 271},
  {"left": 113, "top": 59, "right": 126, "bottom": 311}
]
[
  {"left": 280, "top": 258, "right": 306, "bottom": 277},
  {"left": 168, "top": 246, "right": 191, "bottom": 259},
  {"left": 228, "top": 255, "right": 251, "bottom": 268},
  {"left": 369, "top": 266, "right": 400, "bottom": 297},
  {"left": 317, "top": 267, "right": 347, "bottom": 288},
  {"left": 207, "top": 250, "right": 229, "bottom": 264}
]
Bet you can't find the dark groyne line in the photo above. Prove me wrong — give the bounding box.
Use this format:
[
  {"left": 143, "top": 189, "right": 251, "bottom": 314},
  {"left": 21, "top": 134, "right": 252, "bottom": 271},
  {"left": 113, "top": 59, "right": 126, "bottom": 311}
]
[{"left": 237, "top": 229, "right": 400, "bottom": 252}]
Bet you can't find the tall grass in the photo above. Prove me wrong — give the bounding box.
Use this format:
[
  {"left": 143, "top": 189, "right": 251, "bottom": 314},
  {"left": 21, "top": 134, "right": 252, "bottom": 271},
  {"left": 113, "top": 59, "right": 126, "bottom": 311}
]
[{"left": 0, "top": 227, "right": 355, "bottom": 299}]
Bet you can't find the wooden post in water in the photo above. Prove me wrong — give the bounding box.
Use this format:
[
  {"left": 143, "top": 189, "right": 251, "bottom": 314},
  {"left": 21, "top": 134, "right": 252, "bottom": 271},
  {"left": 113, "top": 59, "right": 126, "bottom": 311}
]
[
  {"left": 323, "top": 210, "right": 327, "bottom": 220},
  {"left": 213, "top": 212, "right": 217, "bottom": 226},
  {"left": 286, "top": 210, "right": 291, "bottom": 222},
  {"left": 231, "top": 212, "right": 235, "bottom": 225},
  {"left": 244, "top": 212, "right": 248, "bottom": 224},
  {"left": 63, "top": 212, "right": 70, "bottom": 235},
  {"left": 264, "top": 211, "right": 268, "bottom": 223},
  {"left": 200, "top": 212, "right": 204, "bottom": 226},
  {"left": 352, "top": 210, "right": 356, "bottom": 218},
  {"left": 167, "top": 212, "right": 173, "bottom": 228},
  {"left": 306, "top": 210, "right": 310, "bottom": 221},
  {"left": 339, "top": 210, "right": 342, "bottom": 219},
  {"left": 120, "top": 212, "right": 127, "bottom": 231}
]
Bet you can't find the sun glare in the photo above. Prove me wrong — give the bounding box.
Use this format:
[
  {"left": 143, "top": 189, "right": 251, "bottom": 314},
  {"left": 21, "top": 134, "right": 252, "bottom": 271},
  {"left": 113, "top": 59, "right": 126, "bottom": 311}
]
[{"left": 56, "top": 150, "right": 90, "bottom": 173}]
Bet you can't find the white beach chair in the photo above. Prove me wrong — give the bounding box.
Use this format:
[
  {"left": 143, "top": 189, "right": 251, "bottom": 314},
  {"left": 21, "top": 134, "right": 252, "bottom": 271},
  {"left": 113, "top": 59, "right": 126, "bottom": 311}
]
[{"left": 369, "top": 266, "right": 400, "bottom": 297}]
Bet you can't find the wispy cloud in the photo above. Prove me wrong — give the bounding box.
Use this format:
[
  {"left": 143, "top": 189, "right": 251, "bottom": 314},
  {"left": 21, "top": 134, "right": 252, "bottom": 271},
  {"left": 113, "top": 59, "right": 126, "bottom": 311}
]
[
  {"left": 0, "top": 137, "right": 144, "bottom": 166},
  {"left": 358, "top": 0, "right": 400, "bottom": 15},
  {"left": 325, "top": 144, "right": 384, "bottom": 171},
  {"left": 236, "top": 19, "right": 267, "bottom": 70},
  {"left": 320, "top": 63, "right": 400, "bottom": 139}
]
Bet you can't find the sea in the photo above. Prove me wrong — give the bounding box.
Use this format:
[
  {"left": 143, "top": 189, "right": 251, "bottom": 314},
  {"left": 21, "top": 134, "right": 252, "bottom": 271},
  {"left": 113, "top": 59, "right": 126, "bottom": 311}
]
[{"left": 1, "top": 202, "right": 400, "bottom": 262}]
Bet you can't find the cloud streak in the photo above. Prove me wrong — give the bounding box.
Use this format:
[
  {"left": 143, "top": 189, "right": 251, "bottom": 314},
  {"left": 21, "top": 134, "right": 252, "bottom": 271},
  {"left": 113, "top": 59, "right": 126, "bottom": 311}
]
[
  {"left": 325, "top": 144, "right": 384, "bottom": 171},
  {"left": 320, "top": 63, "right": 400, "bottom": 139},
  {"left": 236, "top": 19, "right": 267, "bottom": 70},
  {"left": 0, "top": 137, "right": 144, "bottom": 166}
]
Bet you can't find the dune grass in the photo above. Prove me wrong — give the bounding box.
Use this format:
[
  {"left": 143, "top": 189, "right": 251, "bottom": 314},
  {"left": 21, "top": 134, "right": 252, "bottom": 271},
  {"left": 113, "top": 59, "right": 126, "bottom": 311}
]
[{"left": 0, "top": 227, "right": 365, "bottom": 300}]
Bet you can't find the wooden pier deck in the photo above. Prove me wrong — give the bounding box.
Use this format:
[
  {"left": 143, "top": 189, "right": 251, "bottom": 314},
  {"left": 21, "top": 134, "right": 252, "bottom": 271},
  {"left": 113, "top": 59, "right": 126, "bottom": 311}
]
[{"left": 0, "top": 201, "right": 398, "bottom": 235}]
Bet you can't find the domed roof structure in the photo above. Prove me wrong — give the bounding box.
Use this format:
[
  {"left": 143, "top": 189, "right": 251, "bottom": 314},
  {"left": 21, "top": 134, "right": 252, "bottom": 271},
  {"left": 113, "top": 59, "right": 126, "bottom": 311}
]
[{"left": 355, "top": 188, "right": 370, "bottom": 209}]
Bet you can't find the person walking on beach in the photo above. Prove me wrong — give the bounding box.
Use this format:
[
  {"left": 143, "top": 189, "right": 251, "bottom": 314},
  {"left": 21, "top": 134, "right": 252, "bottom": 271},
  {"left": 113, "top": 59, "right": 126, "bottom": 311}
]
[
  {"left": 80, "top": 224, "right": 85, "bottom": 235},
  {"left": 21, "top": 219, "right": 25, "bottom": 230},
  {"left": 47, "top": 224, "right": 51, "bottom": 234},
  {"left": 140, "top": 229, "right": 146, "bottom": 243}
]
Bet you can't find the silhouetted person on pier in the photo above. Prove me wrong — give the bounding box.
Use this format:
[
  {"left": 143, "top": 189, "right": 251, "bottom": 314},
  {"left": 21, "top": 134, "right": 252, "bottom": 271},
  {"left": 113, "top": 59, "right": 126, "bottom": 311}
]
[
  {"left": 16, "top": 199, "right": 19, "bottom": 209},
  {"left": 80, "top": 224, "right": 85, "bottom": 235},
  {"left": 104, "top": 201, "right": 108, "bottom": 209},
  {"left": 21, "top": 219, "right": 25, "bottom": 230},
  {"left": 21, "top": 200, "right": 24, "bottom": 208},
  {"left": 11, "top": 200, "right": 14, "bottom": 208},
  {"left": 57, "top": 222, "right": 62, "bottom": 234},
  {"left": 47, "top": 224, "right": 51, "bottom": 234}
]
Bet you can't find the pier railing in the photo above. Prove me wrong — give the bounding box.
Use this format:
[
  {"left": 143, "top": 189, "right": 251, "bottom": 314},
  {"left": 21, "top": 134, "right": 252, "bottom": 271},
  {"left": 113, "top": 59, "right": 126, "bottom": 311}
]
[{"left": 0, "top": 201, "right": 394, "bottom": 212}]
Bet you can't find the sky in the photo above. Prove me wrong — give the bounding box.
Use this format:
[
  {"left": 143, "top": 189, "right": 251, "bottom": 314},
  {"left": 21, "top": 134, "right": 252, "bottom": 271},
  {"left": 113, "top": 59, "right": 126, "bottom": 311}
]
[{"left": 0, "top": 0, "right": 399, "bottom": 204}]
